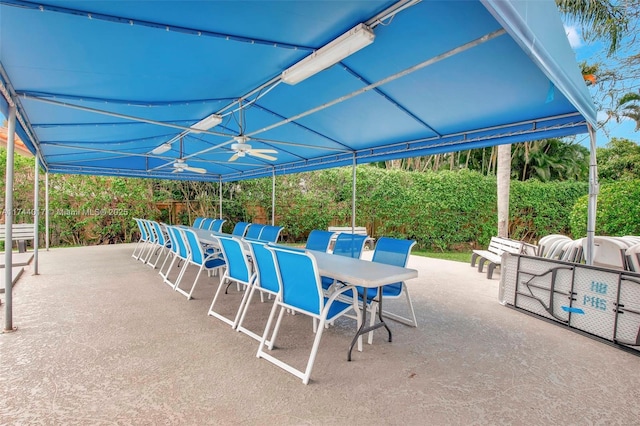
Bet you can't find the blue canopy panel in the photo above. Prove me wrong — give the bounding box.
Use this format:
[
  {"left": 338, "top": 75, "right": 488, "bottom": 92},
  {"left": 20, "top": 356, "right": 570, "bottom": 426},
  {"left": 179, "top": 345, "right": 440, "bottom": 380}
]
[
  {"left": 0, "top": 75, "right": 38, "bottom": 155},
  {"left": 0, "top": 0, "right": 595, "bottom": 182}
]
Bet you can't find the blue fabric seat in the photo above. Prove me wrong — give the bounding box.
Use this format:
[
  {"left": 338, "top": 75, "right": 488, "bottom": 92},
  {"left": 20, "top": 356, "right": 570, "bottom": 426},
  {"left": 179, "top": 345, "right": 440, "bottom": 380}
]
[
  {"left": 245, "top": 223, "right": 266, "bottom": 240},
  {"left": 258, "top": 225, "right": 283, "bottom": 243},
  {"left": 256, "top": 246, "right": 361, "bottom": 385},
  {"left": 200, "top": 218, "right": 214, "bottom": 231},
  {"left": 305, "top": 230, "right": 335, "bottom": 252},
  {"left": 231, "top": 221, "right": 250, "bottom": 237},
  {"left": 210, "top": 218, "right": 226, "bottom": 232},
  {"left": 192, "top": 217, "right": 205, "bottom": 228}
]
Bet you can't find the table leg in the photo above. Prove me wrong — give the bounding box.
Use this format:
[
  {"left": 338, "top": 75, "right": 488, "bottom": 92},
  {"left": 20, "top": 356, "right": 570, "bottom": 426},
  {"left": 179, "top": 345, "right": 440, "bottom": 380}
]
[
  {"left": 347, "top": 287, "right": 392, "bottom": 361},
  {"left": 348, "top": 291, "right": 367, "bottom": 362},
  {"left": 377, "top": 287, "right": 392, "bottom": 342}
]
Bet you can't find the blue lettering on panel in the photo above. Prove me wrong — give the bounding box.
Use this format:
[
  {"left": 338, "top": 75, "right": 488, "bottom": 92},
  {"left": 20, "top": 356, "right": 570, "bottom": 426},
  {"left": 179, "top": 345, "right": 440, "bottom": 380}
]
[
  {"left": 590, "top": 281, "right": 608, "bottom": 294},
  {"left": 583, "top": 294, "right": 607, "bottom": 311}
]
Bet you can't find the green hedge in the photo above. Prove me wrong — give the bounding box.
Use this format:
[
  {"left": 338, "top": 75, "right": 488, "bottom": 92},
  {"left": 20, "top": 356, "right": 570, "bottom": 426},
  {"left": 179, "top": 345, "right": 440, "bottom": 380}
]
[
  {"left": 235, "top": 167, "right": 595, "bottom": 250},
  {"left": 570, "top": 180, "right": 640, "bottom": 237},
  {"left": 510, "top": 180, "right": 588, "bottom": 241},
  {"left": 8, "top": 146, "right": 637, "bottom": 251}
]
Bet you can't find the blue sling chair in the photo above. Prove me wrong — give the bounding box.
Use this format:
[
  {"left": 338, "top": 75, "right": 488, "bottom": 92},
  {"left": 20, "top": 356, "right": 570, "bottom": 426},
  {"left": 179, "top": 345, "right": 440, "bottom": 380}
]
[
  {"left": 305, "top": 230, "right": 335, "bottom": 252},
  {"left": 208, "top": 236, "right": 254, "bottom": 328},
  {"left": 174, "top": 228, "right": 226, "bottom": 300},
  {"left": 256, "top": 246, "right": 361, "bottom": 385}
]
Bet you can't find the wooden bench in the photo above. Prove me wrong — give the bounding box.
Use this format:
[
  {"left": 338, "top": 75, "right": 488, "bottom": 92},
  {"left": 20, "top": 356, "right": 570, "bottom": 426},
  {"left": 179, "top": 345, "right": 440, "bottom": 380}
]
[
  {"left": 328, "top": 226, "right": 376, "bottom": 250},
  {"left": 471, "top": 237, "right": 535, "bottom": 279},
  {"left": 0, "top": 223, "right": 36, "bottom": 253}
]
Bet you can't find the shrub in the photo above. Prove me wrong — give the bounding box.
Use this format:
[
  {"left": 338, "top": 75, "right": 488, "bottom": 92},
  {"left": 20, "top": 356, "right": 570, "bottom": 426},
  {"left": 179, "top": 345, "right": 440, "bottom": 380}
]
[
  {"left": 511, "top": 180, "right": 588, "bottom": 241},
  {"left": 570, "top": 180, "right": 640, "bottom": 237}
]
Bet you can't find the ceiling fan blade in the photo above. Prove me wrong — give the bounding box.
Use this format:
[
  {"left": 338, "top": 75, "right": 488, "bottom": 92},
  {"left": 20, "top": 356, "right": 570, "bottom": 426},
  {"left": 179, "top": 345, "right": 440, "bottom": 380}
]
[
  {"left": 251, "top": 148, "right": 278, "bottom": 154},
  {"left": 184, "top": 166, "right": 207, "bottom": 174},
  {"left": 248, "top": 151, "right": 277, "bottom": 161},
  {"left": 229, "top": 153, "right": 240, "bottom": 162}
]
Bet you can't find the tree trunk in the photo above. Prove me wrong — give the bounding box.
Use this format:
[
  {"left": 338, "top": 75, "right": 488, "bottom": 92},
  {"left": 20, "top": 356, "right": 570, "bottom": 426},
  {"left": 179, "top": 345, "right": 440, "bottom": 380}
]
[{"left": 497, "top": 143, "right": 511, "bottom": 238}]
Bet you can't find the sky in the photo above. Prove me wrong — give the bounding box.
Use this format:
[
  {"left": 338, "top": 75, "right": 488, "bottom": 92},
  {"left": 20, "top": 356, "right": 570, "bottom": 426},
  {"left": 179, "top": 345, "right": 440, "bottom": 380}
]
[{"left": 564, "top": 22, "right": 639, "bottom": 147}]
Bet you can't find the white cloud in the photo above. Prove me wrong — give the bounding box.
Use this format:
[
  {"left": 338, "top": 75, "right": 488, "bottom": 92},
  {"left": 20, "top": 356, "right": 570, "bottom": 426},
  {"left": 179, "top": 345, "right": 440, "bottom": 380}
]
[
  {"left": 597, "top": 111, "right": 609, "bottom": 122},
  {"left": 564, "top": 25, "right": 582, "bottom": 49}
]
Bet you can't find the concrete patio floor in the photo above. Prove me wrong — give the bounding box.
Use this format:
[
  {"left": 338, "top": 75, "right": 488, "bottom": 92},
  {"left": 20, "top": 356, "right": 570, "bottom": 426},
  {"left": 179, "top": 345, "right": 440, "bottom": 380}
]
[{"left": 1, "top": 243, "right": 638, "bottom": 425}]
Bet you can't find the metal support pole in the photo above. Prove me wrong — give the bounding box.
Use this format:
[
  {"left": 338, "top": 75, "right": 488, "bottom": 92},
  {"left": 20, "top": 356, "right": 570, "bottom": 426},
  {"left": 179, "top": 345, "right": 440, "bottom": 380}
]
[
  {"left": 351, "top": 154, "right": 356, "bottom": 231},
  {"left": 45, "top": 172, "right": 50, "bottom": 250},
  {"left": 586, "top": 123, "right": 599, "bottom": 265},
  {"left": 4, "top": 105, "right": 17, "bottom": 332},
  {"left": 33, "top": 159, "right": 40, "bottom": 275},
  {"left": 218, "top": 178, "right": 223, "bottom": 219},
  {"left": 271, "top": 168, "right": 276, "bottom": 225}
]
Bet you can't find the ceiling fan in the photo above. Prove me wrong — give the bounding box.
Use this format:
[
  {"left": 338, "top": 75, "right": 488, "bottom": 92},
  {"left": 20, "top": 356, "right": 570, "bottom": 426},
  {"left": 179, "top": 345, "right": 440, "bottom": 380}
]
[
  {"left": 172, "top": 137, "right": 207, "bottom": 174},
  {"left": 229, "top": 135, "right": 278, "bottom": 162},
  {"left": 228, "top": 99, "right": 278, "bottom": 162},
  {"left": 172, "top": 158, "right": 206, "bottom": 174}
]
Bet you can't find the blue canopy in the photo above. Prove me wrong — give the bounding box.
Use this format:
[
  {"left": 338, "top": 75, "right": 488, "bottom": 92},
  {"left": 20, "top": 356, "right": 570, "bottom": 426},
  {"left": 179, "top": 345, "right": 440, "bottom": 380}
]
[{"left": 0, "top": 0, "right": 596, "bottom": 182}]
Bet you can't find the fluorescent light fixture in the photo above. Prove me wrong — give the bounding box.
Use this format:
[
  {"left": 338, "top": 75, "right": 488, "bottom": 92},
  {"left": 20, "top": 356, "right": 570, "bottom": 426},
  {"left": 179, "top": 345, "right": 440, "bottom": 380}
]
[
  {"left": 190, "top": 113, "right": 222, "bottom": 133},
  {"left": 281, "top": 23, "right": 375, "bottom": 85},
  {"left": 151, "top": 113, "right": 221, "bottom": 154},
  {"left": 151, "top": 143, "right": 172, "bottom": 155}
]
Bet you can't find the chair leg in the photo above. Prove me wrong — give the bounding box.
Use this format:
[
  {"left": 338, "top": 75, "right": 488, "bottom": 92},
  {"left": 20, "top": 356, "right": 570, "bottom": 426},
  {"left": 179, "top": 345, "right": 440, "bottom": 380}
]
[
  {"left": 236, "top": 286, "right": 277, "bottom": 344},
  {"left": 136, "top": 241, "right": 149, "bottom": 262},
  {"left": 236, "top": 285, "right": 258, "bottom": 336},
  {"left": 378, "top": 288, "right": 418, "bottom": 327},
  {"left": 158, "top": 251, "right": 173, "bottom": 278},
  {"left": 208, "top": 273, "right": 238, "bottom": 327},
  {"left": 257, "top": 304, "right": 321, "bottom": 385},
  {"left": 176, "top": 263, "right": 203, "bottom": 300},
  {"left": 231, "top": 281, "right": 254, "bottom": 329},
  {"left": 162, "top": 255, "right": 179, "bottom": 286},
  {"left": 404, "top": 287, "right": 418, "bottom": 327},
  {"left": 268, "top": 306, "right": 287, "bottom": 350},
  {"left": 143, "top": 242, "right": 157, "bottom": 265},
  {"left": 257, "top": 303, "right": 283, "bottom": 356},
  {"left": 132, "top": 239, "right": 145, "bottom": 259},
  {"left": 302, "top": 318, "right": 328, "bottom": 385},
  {"left": 172, "top": 260, "right": 189, "bottom": 291},
  {"left": 151, "top": 246, "right": 168, "bottom": 269}
]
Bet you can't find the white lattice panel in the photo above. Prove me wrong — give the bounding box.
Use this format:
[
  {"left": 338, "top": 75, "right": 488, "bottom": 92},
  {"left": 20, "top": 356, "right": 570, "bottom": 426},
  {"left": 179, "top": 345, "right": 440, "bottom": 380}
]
[
  {"left": 569, "top": 267, "right": 621, "bottom": 340},
  {"left": 615, "top": 275, "right": 640, "bottom": 347},
  {"left": 499, "top": 253, "right": 518, "bottom": 305},
  {"left": 512, "top": 257, "right": 574, "bottom": 323}
]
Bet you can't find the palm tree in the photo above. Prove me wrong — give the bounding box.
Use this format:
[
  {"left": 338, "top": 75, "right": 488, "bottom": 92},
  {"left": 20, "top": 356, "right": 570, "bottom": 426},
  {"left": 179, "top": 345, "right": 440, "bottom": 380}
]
[
  {"left": 556, "top": 0, "right": 628, "bottom": 56},
  {"left": 510, "top": 139, "right": 589, "bottom": 181},
  {"left": 618, "top": 92, "right": 640, "bottom": 130}
]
